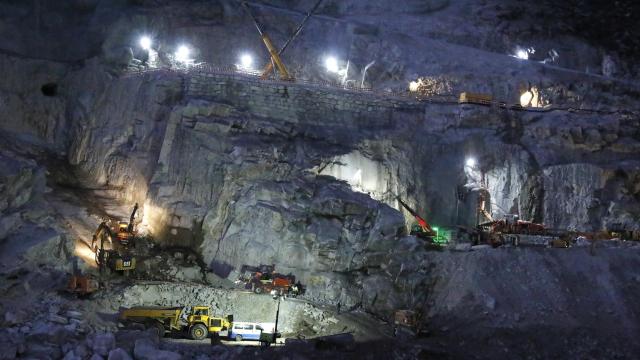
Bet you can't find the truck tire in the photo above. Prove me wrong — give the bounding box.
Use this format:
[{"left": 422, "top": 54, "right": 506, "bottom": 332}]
[
  {"left": 155, "top": 322, "right": 165, "bottom": 338},
  {"left": 235, "top": 335, "right": 243, "bottom": 342},
  {"left": 190, "top": 324, "right": 208, "bottom": 340},
  {"left": 254, "top": 286, "right": 263, "bottom": 294}
]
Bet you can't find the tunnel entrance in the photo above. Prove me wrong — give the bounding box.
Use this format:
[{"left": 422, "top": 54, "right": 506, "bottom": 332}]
[{"left": 41, "top": 82, "right": 58, "bottom": 96}]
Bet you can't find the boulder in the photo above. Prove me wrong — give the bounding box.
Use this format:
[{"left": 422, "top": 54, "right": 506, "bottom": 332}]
[
  {"left": 108, "top": 348, "right": 133, "bottom": 360},
  {"left": 134, "top": 338, "right": 181, "bottom": 360},
  {"left": 63, "top": 350, "right": 82, "bottom": 360},
  {"left": 92, "top": 332, "right": 115, "bottom": 357},
  {"left": 25, "top": 342, "right": 62, "bottom": 359}
]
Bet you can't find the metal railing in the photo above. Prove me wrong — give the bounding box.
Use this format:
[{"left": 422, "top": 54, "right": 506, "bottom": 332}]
[
  {"left": 121, "top": 63, "right": 638, "bottom": 115},
  {"left": 121, "top": 63, "right": 434, "bottom": 102}
]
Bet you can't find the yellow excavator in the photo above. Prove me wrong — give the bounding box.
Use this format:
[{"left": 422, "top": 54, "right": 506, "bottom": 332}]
[{"left": 92, "top": 203, "right": 138, "bottom": 275}]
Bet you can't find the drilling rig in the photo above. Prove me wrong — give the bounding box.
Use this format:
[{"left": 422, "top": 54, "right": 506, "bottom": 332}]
[{"left": 396, "top": 197, "right": 438, "bottom": 241}]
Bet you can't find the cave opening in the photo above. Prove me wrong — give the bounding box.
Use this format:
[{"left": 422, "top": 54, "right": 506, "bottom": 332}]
[{"left": 40, "top": 83, "right": 58, "bottom": 96}]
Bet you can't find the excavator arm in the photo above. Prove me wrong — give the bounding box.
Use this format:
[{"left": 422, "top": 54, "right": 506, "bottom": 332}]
[
  {"left": 127, "top": 203, "right": 139, "bottom": 233},
  {"left": 397, "top": 197, "right": 436, "bottom": 236}
]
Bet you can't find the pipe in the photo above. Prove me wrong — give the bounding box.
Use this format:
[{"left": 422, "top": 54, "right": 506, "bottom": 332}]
[
  {"left": 341, "top": 59, "right": 350, "bottom": 86},
  {"left": 361, "top": 60, "right": 375, "bottom": 88}
]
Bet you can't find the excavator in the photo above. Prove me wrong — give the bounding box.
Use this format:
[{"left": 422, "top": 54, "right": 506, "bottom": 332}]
[
  {"left": 91, "top": 203, "right": 138, "bottom": 251},
  {"left": 91, "top": 203, "right": 139, "bottom": 275},
  {"left": 396, "top": 197, "right": 437, "bottom": 240}
]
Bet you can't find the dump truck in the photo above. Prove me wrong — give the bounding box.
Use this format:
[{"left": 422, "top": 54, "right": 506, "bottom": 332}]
[{"left": 119, "top": 306, "right": 233, "bottom": 340}]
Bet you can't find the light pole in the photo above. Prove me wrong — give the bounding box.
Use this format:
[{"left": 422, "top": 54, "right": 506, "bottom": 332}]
[
  {"left": 273, "top": 296, "right": 281, "bottom": 346},
  {"left": 361, "top": 60, "right": 375, "bottom": 88}
]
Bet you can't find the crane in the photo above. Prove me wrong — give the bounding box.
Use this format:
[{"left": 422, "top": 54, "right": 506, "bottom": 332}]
[
  {"left": 396, "top": 197, "right": 437, "bottom": 239},
  {"left": 240, "top": 0, "right": 323, "bottom": 81},
  {"left": 240, "top": 1, "right": 293, "bottom": 81},
  {"left": 258, "top": 0, "right": 324, "bottom": 80}
]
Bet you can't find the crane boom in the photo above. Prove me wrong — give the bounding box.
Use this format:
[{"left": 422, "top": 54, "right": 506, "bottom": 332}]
[
  {"left": 127, "top": 203, "right": 139, "bottom": 233},
  {"left": 260, "top": 0, "right": 324, "bottom": 79},
  {"left": 240, "top": 1, "right": 292, "bottom": 81}
]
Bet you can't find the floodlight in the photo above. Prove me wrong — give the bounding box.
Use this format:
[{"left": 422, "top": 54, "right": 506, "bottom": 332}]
[
  {"left": 139, "top": 36, "right": 151, "bottom": 50},
  {"left": 175, "top": 45, "right": 190, "bottom": 62},
  {"left": 325, "top": 56, "right": 339, "bottom": 73}
]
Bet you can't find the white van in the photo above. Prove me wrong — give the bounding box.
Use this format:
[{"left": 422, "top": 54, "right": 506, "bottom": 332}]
[{"left": 229, "top": 322, "right": 265, "bottom": 341}]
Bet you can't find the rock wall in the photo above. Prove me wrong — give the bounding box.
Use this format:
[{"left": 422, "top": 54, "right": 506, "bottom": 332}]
[{"left": 55, "top": 67, "right": 639, "bottom": 313}]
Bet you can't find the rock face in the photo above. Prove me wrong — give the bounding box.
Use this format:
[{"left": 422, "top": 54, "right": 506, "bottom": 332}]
[{"left": 49, "top": 67, "right": 639, "bottom": 312}]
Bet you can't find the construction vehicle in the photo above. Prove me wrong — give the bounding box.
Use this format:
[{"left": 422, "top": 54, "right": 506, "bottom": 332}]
[
  {"left": 66, "top": 257, "right": 99, "bottom": 296},
  {"left": 90, "top": 203, "right": 139, "bottom": 251},
  {"left": 482, "top": 215, "right": 547, "bottom": 235},
  {"left": 119, "top": 306, "right": 233, "bottom": 340},
  {"left": 93, "top": 221, "right": 136, "bottom": 275},
  {"left": 96, "top": 247, "right": 136, "bottom": 275},
  {"left": 257, "top": 0, "right": 323, "bottom": 80},
  {"left": 459, "top": 92, "right": 493, "bottom": 105},
  {"left": 608, "top": 223, "right": 640, "bottom": 241},
  {"left": 393, "top": 310, "right": 425, "bottom": 337},
  {"left": 238, "top": 264, "right": 301, "bottom": 297},
  {"left": 396, "top": 197, "right": 437, "bottom": 240},
  {"left": 474, "top": 214, "right": 552, "bottom": 247},
  {"left": 240, "top": 2, "right": 293, "bottom": 81},
  {"left": 91, "top": 204, "right": 138, "bottom": 275},
  {"left": 66, "top": 274, "right": 99, "bottom": 296}
]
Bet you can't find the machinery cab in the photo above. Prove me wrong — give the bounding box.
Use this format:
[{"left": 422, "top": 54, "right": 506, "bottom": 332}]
[
  {"left": 187, "top": 306, "right": 210, "bottom": 323},
  {"left": 116, "top": 221, "right": 133, "bottom": 245},
  {"left": 185, "top": 306, "right": 232, "bottom": 334}
]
